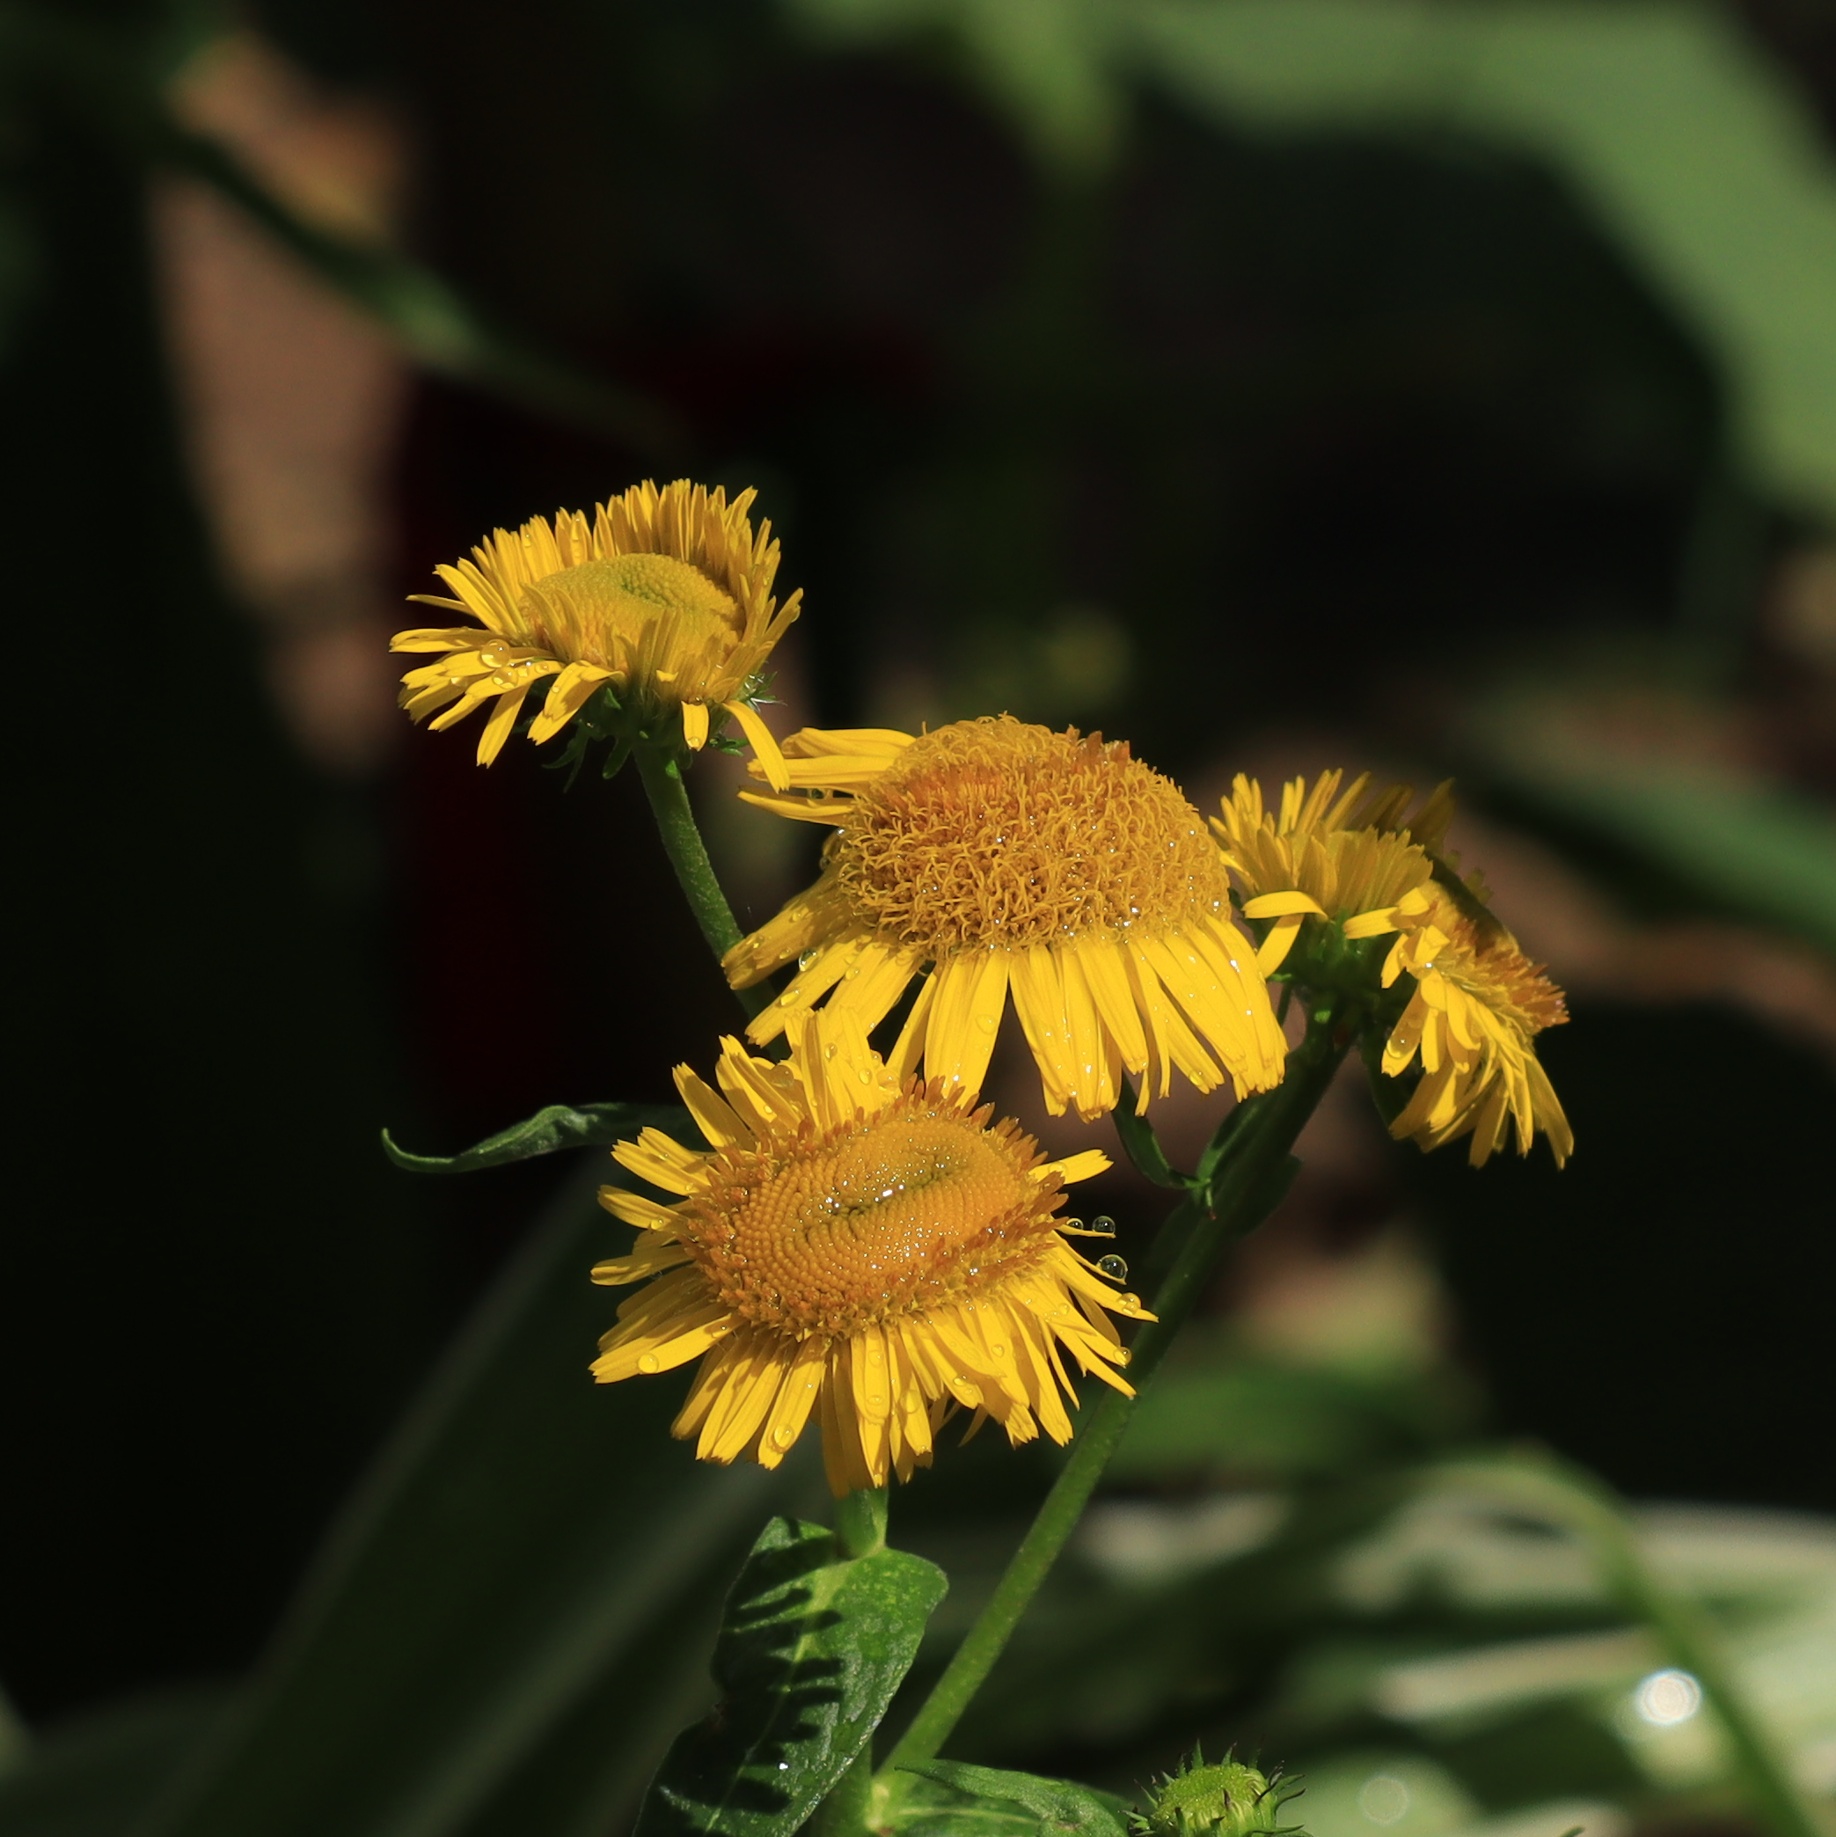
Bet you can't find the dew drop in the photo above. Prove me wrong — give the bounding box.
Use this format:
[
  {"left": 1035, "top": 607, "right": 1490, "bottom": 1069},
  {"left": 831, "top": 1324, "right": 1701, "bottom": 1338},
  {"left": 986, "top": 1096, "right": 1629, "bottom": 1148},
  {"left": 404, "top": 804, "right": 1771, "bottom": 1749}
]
[
  {"left": 1089, "top": 1214, "right": 1116, "bottom": 1236},
  {"left": 975, "top": 1012, "right": 998, "bottom": 1033},
  {"left": 637, "top": 1353, "right": 660, "bottom": 1373},
  {"left": 490, "top": 672, "right": 510, "bottom": 688},
  {"left": 772, "top": 1425, "right": 797, "bottom": 1448},
  {"left": 1119, "top": 1292, "right": 1141, "bottom": 1310},
  {"left": 798, "top": 949, "right": 819, "bottom": 971},
  {"left": 1097, "top": 1254, "right": 1128, "bottom": 1280},
  {"left": 1063, "top": 1216, "right": 1085, "bottom": 1232}
]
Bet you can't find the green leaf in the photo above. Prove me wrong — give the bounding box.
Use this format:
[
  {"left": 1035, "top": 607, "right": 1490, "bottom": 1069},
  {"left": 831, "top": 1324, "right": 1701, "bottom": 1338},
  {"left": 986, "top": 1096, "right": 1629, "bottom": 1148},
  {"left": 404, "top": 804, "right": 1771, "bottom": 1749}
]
[
  {"left": 0, "top": 1689, "right": 225, "bottom": 1837},
  {"left": 1127, "top": 0, "right": 1836, "bottom": 522},
  {"left": 381, "top": 1101, "right": 691, "bottom": 1175},
  {"left": 143, "top": 1171, "right": 803, "bottom": 1837},
  {"left": 794, "top": 0, "right": 1836, "bottom": 524},
  {"left": 1465, "top": 733, "right": 1836, "bottom": 957},
  {"left": 1111, "top": 1083, "right": 1189, "bottom": 1191},
  {"left": 634, "top": 1518, "right": 948, "bottom": 1836},
  {"left": 890, "top": 1761, "right": 1132, "bottom": 1836}
]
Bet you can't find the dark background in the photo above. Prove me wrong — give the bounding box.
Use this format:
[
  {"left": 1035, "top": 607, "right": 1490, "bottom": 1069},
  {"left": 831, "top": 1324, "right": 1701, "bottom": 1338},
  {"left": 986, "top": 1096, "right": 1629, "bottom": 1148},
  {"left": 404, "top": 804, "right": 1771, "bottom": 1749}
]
[{"left": 5, "top": 0, "right": 1833, "bottom": 1733}]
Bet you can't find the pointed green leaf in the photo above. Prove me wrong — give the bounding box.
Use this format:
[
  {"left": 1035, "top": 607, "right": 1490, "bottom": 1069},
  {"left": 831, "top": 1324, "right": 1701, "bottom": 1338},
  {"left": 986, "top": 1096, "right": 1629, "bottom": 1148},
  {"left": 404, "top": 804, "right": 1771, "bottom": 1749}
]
[
  {"left": 635, "top": 1518, "right": 948, "bottom": 1836},
  {"left": 1111, "top": 1083, "right": 1188, "bottom": 1192},
  {"left": 143, "top": 1171, "right": 801, "bottom": 1837},
  {"left": 0, "top": 1690, "right": 225, "bottom": 1837},
  {"left": 890, "top": 1762, "right": 1132, "bottom": 1836},
  {"left": 381, "top": 1101, "right": 690, "bottom": 1175}
]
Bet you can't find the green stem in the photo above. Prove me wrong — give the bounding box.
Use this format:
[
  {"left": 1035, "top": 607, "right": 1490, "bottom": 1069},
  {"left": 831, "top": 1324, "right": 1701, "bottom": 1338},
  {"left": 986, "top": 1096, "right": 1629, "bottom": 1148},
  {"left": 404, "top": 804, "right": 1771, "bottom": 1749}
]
[
  {"left": 887, "top": 1016, "right": 1353, "bottom": 1772},
  {"left": 634, "top": 746, "right": 770, "bottom": 1019},
  {"left": 809, "top": 1746, "right": 875, "bottom": 1837},
  {"left": 1441, "top": 1456, "right": 1827, "bottom": 1837},
  {"left": 835, "top": 1487, "right": 889, "bottom": 1560},
  {"left": 15, "top": 9, "right": 684, "bottom": 458},
  {"left": 806, "top": 1491, "right": 891, "bottom": 1834}
]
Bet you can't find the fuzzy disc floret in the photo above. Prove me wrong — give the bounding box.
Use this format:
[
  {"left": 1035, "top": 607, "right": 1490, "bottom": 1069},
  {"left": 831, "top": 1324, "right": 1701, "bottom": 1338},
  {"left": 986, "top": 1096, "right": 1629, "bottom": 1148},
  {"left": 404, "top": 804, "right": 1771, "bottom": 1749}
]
[{"left": 834, "top": 718, "right": 1232, "bottom": 953}]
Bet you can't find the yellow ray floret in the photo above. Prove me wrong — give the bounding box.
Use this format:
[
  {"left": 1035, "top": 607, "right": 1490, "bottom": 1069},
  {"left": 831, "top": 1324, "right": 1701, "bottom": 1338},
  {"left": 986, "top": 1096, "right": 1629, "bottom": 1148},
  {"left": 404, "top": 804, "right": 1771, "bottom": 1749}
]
[
  {"left": 390, "top": 479, "right": 799, "bottom": 781},
  {"left": 590, "top": 1010, "right": 1149, "bottom": 1493},
  {"left": 721, "top": 717, "right": 1287, "bottom": 1121},
  {"left": 1379, "top": 881, "right": 1573, "bottom": 1167},
  {"left": 1212, "top": 768, "right": 1450, "bottom": 973},
  {"left": 1216, "top": 768, "right": 1571, "bottom": 1167}
]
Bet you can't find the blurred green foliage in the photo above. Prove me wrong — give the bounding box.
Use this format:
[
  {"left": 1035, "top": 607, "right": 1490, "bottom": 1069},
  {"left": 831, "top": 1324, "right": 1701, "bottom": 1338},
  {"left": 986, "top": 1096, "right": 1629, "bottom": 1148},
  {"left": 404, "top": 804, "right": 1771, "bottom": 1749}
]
[{"left": 3, "top": 0, "right": 1833, "bottom": 1834}]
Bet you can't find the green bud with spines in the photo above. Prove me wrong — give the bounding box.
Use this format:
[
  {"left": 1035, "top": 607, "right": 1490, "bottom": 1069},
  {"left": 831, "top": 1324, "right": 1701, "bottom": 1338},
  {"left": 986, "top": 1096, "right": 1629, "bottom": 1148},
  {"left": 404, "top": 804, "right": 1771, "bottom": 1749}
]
[{"left": 1130, "top": 1752, "right": 1303, "bottom": 1837}]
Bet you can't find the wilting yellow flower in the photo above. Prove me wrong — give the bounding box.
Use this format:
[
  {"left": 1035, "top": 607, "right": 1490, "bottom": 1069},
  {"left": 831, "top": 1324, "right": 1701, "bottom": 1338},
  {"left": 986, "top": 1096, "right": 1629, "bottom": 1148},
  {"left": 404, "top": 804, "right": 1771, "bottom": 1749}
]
[
  {"left": 591, "top": 1011, "right": 1148, "bottom": 1494},
  {"left": 722, "top": 717, "right": 1286, "bottom": 1121},
  {"left": 1212, "top": 769, "right": 1451, "bottom": 973},
  {"left": 1380, "top": 880, "right": 1573, "bottom": 1166},
  {"left": 391, "top": 479, "right": 799, "bottom": 780},
  {"left": 1216, "top": 769, "right": 1571, "bottom": 1167}
]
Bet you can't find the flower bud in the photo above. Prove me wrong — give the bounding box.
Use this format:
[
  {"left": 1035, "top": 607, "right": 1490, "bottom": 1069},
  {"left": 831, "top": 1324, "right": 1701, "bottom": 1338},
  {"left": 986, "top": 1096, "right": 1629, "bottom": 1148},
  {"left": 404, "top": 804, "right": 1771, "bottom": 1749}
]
[{"left": 1133, "top": 1756, "right": 1300, "bottom": 1837}]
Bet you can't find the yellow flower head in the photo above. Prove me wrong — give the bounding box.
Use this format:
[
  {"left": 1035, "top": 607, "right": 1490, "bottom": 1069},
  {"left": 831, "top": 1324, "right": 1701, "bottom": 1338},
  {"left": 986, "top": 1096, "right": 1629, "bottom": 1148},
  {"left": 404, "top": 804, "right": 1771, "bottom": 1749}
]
[
  {"left": 1380, "top": 879, "right": 1573, "bottom": 1167},
  {"left": 1212, "top": 769, "right": 1451, "bottom": 974},
  {"left": 1216, "top": 769, "right": 1571, "bottom": 1167},
  {"left": 722, "top": 717, "right": 1286, "bottom": 1121},
  {"left": 391, "top": 479, "right": 799, "bottom": 782},
  {"left": 592, "top": 1010, "right": 1147, "bottom": 1494}
]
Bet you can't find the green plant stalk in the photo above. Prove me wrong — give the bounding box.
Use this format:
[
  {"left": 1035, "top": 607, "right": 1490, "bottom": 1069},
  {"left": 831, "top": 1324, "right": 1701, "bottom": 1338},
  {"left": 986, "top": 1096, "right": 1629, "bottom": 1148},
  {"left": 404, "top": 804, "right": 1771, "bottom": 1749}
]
[
  {"left": 634, "top": 746, "right": 770, "bottom": 1020},
  {"left": 809, "top": 1748, "right": 875, "bottom": 1837},
  {"left": 804, "top": 1491, "right": 892, "bottom": 1835},
  {"left": 886, "top": 1014, "right": 1354, "bottom": 1772},
  {"left": 14, "top": 6, "right": 685, "bottom": 458},
  {"left": 1440, "top": 1456, "right": 1828, "bottom": 1837},
  {"left": 834, "top": 1488, "right": 889, "bottom": 1560}
]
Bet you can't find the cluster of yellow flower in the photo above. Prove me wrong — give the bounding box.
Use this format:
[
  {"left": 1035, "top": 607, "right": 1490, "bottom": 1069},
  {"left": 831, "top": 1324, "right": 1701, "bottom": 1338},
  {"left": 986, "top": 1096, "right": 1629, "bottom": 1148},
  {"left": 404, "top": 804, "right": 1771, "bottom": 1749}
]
[{"left": 393, "top": 481, "right": 1569, "bottom": 1495}]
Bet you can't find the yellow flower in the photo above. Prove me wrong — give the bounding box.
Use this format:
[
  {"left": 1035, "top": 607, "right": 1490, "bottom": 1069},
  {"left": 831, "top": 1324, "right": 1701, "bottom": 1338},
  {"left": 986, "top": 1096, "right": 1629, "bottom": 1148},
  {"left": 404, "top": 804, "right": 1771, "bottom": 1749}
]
[
  {"left": 1212, "top": 769, "right": 1451, "bottom": 973},
  {"left": 1215, "top": 769, "right": 1571, "bottom": 1167},
  {"left": 722, "top": 717, "right": 1286, "bottom": 1121},
  {"left": 591, "top": 1010, "right": 1147, "bottom": 1494},
  {"left": 391, "top": 479, "right": 799, "bottom": 781},
  {"left": 1380, "top": 880, "right": 1573, "bottom": 1167}
]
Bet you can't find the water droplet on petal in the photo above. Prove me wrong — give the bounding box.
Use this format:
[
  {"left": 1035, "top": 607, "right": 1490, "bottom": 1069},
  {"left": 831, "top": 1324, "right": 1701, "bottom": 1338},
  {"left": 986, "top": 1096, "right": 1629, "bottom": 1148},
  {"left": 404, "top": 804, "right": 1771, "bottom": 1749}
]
[
  {"left": 772, "top": 1425, "right": 797, "bottom": 1448},
  {"left": 1119, "top": 1292, "right": 1140, "bottom": 1310},
  {"left": 637, "top": 1353, "right": 660, "bottom": 1373},
  {"left": 1090, "top": 1214, "right": 1116, "bottom": 1236},
  {"left": 1097, "top": 1254, "right": 1128, "bottom": 1280},
  {"left": 975, "top": 1012, "right": 998, "bottom": 1033},
  {"left": 798, "top": 949, "right": 818, "bottom": 971}
]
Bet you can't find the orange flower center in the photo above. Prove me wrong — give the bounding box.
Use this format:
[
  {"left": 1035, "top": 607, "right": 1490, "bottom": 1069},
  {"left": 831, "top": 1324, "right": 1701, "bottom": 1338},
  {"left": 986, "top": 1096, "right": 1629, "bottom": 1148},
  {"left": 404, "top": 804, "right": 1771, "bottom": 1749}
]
[
  {"left": 1419, "top": 891, "right": 1568, "bottom": 1034},
  {"left": 682, "top": 1092, "right": 1064, "bottom": 1338},
  {"left": 833, "top": 716, "right": 1229, "bottom": 952},
  {"left": 520, "top": 554, "right": 740, "bottom": 669}
]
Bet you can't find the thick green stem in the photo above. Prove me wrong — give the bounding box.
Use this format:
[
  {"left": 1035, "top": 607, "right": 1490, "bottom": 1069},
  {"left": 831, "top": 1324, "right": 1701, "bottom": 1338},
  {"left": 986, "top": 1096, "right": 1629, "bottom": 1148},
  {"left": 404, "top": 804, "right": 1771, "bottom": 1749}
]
[
  {"left": 835, "top": 1487, "right": 888, "bottom": 1560},
  {"left": 1442, "top": 1457, "right": 1827, "bottom": 1837},
  {"left": 808, "top": 1746, "right": 874, "bottom": 1837},
  {"left": 634, "top": 746, "right": 770, "bottom": 1019},
  {"left": 804, "top": 1491, "right": 891, "bottom": 1834},
  {"left": 887, "top": 1017, "right": 1353, "bottom": 1772}
]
